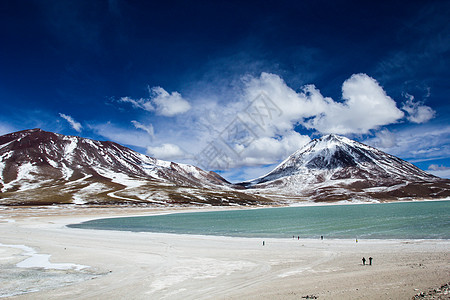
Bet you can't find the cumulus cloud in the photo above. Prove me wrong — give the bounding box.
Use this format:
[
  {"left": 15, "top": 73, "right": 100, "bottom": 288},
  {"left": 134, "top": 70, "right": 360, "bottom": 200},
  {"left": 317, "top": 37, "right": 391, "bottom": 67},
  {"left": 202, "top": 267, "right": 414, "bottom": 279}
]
[
  {"left": 306, "top": 74, "right": 404, "bottom": 134},
  {"left": 147, "top": 143, "right": 184, "bottom": 160},
  {"left": 59, "top": 113, "right": 82, "bottom": 132},
  {"left": 242, "top": 72, "right": 404, "bottom": 135},
  {"left": 120, "top": 86, "right": 191, "bottom": 117},
  {"left": 402, "top": 93, "right": 435, "bottom": 123},
  {"left": 131, "top": 120, "right": 154, "bottom": 137},
  {"left": 150, "top": 87, "right": 191, "bottom": 116}
]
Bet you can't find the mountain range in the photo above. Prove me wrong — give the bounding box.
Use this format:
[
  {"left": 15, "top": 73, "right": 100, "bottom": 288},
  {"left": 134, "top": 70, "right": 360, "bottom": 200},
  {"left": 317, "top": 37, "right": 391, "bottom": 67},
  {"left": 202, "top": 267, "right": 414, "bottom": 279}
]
[{"left": 0, "top": 129, "right": 448, "bottom": 206}]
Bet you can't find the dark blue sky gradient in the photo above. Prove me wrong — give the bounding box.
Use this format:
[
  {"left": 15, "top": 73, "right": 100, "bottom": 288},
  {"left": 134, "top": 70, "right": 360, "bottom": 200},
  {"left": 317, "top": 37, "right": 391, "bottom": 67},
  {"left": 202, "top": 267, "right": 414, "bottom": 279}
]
[{"left": 1, "top": 0, "right": 449, "bottom": 180}]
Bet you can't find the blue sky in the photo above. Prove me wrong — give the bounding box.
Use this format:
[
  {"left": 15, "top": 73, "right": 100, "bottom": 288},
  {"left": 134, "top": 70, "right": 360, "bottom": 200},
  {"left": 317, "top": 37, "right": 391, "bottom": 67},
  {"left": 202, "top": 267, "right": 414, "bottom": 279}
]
[{"left": 1, "top": 0, "right": 449, "bottom": 181}]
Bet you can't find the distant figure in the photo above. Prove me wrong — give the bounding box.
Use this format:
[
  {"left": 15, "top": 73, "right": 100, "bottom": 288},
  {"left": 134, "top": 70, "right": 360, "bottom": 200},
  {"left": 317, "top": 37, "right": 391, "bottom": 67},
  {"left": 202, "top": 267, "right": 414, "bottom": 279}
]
[
  {"left": 362, "top": 257, "right": 366, "bottom": 265},
  {"left": 321, "top": 236, "right": 323, "bottom": 240},
  {"left": 298, "top": 236, "right": 300, "bottom": 240},
  {"left": 263, "top": 241, "right": 265, "bottom": 246},
  {"left": 356, "top": 239, "right": 358, "bottom": 243},
  {"left": 369, "top": 257, "right": 373, "bottom": 265}
]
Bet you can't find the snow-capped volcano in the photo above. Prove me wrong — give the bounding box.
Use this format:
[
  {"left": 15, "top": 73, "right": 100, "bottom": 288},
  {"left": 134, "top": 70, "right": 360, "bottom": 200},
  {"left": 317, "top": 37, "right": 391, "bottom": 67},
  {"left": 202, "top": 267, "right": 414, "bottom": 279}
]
[
  {"left": 240, "top": 134, "right": 449, "bottom": 202},
  {"left": 0, "top": 129, "right": 267, "bottom": 206}
]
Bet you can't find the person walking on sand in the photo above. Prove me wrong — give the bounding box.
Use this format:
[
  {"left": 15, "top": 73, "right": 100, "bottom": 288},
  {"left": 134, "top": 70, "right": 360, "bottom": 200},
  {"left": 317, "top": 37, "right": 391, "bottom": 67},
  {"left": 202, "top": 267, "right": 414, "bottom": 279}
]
[
  {"left": 369, "top": 257, "right": 373, "bottom": 265},
  {"left": 362, "top": 257, "right": 366, "bottom": 265}
]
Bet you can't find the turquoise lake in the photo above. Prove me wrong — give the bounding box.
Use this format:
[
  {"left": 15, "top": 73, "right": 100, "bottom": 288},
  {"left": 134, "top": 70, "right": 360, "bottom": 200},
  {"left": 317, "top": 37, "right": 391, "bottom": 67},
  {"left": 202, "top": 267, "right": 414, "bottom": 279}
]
[{"left": 69, "top": 200, "right": 450, "bottom": 239}]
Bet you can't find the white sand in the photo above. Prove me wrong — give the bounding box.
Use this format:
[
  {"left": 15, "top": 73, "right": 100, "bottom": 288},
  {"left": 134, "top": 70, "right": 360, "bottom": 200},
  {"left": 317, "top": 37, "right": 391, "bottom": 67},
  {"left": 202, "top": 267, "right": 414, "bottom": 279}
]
[{"left": 0, "top": 206, "right": 448, "bottom": 299}]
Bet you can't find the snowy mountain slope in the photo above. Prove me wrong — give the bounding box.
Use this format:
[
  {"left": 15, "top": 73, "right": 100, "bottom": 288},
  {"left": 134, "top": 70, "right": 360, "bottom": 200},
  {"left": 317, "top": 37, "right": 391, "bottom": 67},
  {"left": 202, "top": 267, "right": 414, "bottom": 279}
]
[
  {"left": 0, "top": 129, "right": 269, "bottom": 206},
  {"left": 240, "top": 134, "right": 450, "bottom": 202}
]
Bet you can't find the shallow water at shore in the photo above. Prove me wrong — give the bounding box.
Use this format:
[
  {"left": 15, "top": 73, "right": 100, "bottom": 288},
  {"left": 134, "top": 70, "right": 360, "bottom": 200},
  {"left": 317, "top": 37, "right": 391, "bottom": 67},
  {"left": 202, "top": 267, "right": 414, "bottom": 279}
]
[{"left": 70, "top": 200, "right": 450, "bottom": 239}]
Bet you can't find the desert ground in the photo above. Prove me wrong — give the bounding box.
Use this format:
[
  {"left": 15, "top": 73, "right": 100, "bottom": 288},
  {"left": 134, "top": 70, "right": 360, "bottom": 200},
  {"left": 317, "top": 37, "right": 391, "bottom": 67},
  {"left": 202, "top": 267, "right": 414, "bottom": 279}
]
[{"left": 0, "top": 205, "right": 448, "bottom": 299}]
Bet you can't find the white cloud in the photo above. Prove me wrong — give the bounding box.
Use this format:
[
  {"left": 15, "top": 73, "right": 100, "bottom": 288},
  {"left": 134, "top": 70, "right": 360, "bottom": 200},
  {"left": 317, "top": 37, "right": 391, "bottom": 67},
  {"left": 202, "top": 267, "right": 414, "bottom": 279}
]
[
  {"left": 120, "top": 86, "right": 191, "bottom": 117},
  {"left": 402, "top": 93, "right": 435, "bottom": 123},
  {"left": 150, "top": 87, "right": 191, "bottom": 116},
  {"left": 131, "top": 120, "right": 154, "bottom": 137},
  {"left": 59, "top": 113, "right": 82, "bottom": 132},
  {"left": 242, "top": 72, "right": 404, "bottom": 135},
  {"left": 147, "top": 143, "right": 184, "bottom": 160},
  {"left": 120, "top": 96, "right": 154, "bottom": 111},
  {"left": 305, "top": 74, "right": 404, "bottom": 134},
  {"left": 427, "top": 165, "right": 450, "bottom": 179}
]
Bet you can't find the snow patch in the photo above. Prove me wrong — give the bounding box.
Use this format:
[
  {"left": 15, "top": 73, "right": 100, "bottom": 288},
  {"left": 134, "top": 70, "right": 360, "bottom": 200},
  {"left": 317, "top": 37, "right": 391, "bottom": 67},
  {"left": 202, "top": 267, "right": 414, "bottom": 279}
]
[
  {"left": 0, "top": 140, "right": 15, "bottom": 150},
  {"left": 46, "top": 158, "right": 59, "bottom": 168},
  {"left": 66, "top": 174, "right": 91, "bottom": 185},
  {"left": 72, "top": 182, "right": 108, "bottom": 205},
  {"left": 363, "top": 182, "right": 408, "bottom": 193},
  {"left": 1, "top": 162, "right": 45, "bottom": 192},
  {"left": 0, "top": 243, "right": 88, "bottom": 270},
  {"left": 94, "top": 167, "right": 145, "bottom": 188},
  {"left": 0, "top": 151, "right": 13, "bottom": 161},
  {"left": 0, "top": 161, "right": 4, "bottom": 184},
  {"left": 60, "top": 162, "right": 74, "bottom": 180},
  {"left": 153, "top": 158, "right": 172, "bottom": 168},
  {"left": 63, "top": 137, "right": 78, "bottom": 160}
]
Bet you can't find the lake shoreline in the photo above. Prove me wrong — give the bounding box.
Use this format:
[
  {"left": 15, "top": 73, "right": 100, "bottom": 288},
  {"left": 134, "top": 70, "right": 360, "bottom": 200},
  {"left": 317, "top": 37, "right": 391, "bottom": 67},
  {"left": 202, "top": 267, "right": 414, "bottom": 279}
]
[{"left": 0, "top": 205, "right": 449, "bottom": 299}]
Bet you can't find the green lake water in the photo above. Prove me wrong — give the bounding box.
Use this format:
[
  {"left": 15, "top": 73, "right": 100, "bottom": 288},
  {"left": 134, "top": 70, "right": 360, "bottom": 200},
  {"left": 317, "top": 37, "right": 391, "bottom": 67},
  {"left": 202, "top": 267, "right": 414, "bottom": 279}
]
[{"left": 69, "top": 200, "right": 450, "bottom": 239}]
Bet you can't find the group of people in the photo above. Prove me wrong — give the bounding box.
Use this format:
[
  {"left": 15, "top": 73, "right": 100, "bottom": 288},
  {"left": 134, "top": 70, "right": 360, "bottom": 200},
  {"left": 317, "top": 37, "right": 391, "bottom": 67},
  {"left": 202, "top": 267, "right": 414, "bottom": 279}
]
[
  {"left": 291, "top": 235, "right": 324, "bottom": 240},
  {"left": 362, "top": 257, "right": 373, "bottom": 265}
]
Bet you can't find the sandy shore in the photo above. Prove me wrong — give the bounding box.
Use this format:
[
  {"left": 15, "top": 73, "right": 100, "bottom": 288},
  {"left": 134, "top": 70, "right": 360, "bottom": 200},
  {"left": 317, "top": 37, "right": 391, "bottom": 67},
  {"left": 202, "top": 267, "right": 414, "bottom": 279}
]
[{"left": 0, "top": 206, "right": 448, "bottom": 299}]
